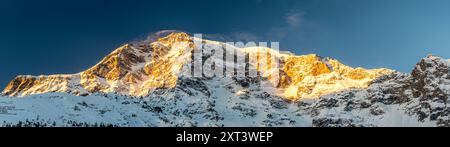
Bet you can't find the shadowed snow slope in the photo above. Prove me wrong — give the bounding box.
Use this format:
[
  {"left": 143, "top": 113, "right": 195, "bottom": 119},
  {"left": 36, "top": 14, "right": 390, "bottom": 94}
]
[{"left": 1, "top": 32, "right": 449, "bottom": 127}]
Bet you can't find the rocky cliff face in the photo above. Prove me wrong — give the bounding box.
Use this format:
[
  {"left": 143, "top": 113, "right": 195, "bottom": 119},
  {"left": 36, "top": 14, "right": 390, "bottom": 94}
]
[
  {"left": 1, "top": 31, "right": 450, "bottom": 127},
  {"left": 407, "top": 55, "right": 450, "bottom": 126},
  {"left": 282, "top": 54, "right": 391, "bottom": 100},
  {"left": 2, "top": 32, "right": 194, "bottom": 97},
  {"left": 1, "top": 32, "right": 391, "bottom": 101},
  {"left": 0, "top": 55, "right": 448, "bottom": 127}
]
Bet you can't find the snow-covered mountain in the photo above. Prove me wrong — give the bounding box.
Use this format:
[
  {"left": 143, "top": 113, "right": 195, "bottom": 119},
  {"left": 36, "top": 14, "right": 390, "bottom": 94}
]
[
  {"left": 1, "top": 31, "right": 449, "bottom": 127},
  {"left": 2, "top": 31, "right": 390, "bottom": 99}
]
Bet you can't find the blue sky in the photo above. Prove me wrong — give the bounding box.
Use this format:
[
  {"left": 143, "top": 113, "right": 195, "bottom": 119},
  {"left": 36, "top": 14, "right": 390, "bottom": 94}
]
[{"left": 1, "top": 0, "right": 450, "bottom": 87}]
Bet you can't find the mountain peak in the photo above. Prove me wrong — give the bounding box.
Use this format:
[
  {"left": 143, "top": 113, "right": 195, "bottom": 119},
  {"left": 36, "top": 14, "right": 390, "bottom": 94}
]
[
  {"left": 282, "top": 54, "right": 392, "bottom": 100},
  {"left": 2, "top": 31, "right": 393, "bottom": 100}
]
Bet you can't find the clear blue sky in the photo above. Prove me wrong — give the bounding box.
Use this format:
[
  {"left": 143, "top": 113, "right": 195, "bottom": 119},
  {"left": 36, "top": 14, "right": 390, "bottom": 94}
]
[{"left": 1, "top": 0, "right": 450, "bottom": 87}]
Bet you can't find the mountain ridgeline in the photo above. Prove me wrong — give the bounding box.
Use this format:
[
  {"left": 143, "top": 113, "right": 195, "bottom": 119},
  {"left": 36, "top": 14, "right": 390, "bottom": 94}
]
[
  {"left": 2, "top": 32, "right": 391, "bottom": 101},
  {"left": 1, "top": 31, "right": 449, "bottom": 127}
]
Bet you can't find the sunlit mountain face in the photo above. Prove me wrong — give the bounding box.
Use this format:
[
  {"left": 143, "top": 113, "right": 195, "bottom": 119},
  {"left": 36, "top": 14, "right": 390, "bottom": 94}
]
[
  {"left": 1, "top": 32, "right": 449, "bottom": 127},
  {"left": 2, "top": 32, "right": 391, "bottom": 101}
]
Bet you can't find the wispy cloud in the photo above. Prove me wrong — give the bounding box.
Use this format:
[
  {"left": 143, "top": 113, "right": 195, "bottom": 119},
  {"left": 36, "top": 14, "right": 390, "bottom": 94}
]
[
  {"left": 202, "top": 9, "right": 307, "bottom": 43},
  {"left": 206, "top": 12, "right": 306, "bottom": 43},
  {"left": 265, "top": 11, "right": 306, "bottom": 40},
  {"left": 285, "top": 12, "right": 304, "bottom": 27},
  {"left": 202, "top": 31, "right": 261, "bottom": 42}
]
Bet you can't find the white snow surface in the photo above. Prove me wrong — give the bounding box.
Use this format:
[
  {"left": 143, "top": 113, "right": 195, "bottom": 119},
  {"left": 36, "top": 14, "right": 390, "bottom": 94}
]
[{"left": 0, "top": 75, "right": 440, "bottom": 127}]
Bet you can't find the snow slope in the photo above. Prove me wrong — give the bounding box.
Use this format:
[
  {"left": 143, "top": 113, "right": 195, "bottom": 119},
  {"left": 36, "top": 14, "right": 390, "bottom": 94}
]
[
  {"left": 1, "top": 32, "right": 449, "bottom": 127},
  {"left": 2, "top": 32, "right": 391, "bottom": 101},
  {"left": 1, "top": 63, "right": 446, "bottom": 127}
]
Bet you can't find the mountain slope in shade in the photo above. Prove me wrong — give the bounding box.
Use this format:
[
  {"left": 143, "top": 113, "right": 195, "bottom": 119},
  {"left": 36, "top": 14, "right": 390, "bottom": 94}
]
[
  {"left": 1, "top": 31, "right": 449, "bottom": 127},
  {"left": 0, "top": 55, "right": 448, "bottom": 127},
  {"left": 1, "top": 32, "right": 391, "bottom": 101}
]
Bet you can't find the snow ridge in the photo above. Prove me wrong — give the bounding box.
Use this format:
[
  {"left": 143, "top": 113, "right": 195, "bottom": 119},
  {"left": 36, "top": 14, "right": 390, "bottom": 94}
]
[{"left": 1, "top": 32, "right": 449, "bottom": 127}]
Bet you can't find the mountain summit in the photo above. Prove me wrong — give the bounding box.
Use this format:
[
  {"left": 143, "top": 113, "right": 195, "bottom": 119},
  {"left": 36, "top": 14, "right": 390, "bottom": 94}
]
[
  {"left": 1, "top": 31, "right": 449, "bottom": 127},
  {"left": 2, "top": 32, "right": 391, "bottom": 100}
]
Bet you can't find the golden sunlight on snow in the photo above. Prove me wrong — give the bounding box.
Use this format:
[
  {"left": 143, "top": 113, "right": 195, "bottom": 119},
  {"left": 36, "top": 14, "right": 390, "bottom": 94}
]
[{"left": 2, "top": 32, "right": 393, "bottom": 101}]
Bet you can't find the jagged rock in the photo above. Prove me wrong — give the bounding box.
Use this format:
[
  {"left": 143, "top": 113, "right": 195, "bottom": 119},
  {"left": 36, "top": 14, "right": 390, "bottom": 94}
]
[
  {"left": 370, "top": 106, "right": 385, "bottom": 116},
  {"left": 2, "top": 32, "right": 392, "bottom": 102},
  {"left": 312, "top": 118, "right": 359, "bottom": 127},
  {"left": 1, "top": 31, "right": 450, "bottom": 127}
]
